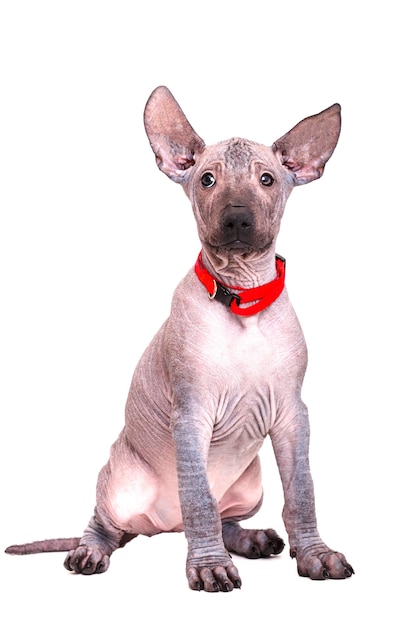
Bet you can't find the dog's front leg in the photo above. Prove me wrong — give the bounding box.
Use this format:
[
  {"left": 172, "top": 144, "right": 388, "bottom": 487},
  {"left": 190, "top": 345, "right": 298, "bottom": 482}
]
[
  {"left": 270, "top": 404, "right": 354, "bottom": 580},
  {"left": 171, "top": 413, "right": 241, "bottom": 592}
]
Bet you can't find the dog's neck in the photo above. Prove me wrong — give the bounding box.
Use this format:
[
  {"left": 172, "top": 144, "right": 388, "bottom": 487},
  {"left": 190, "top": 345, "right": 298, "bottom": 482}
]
[{"left": 200, "top": 247, "right": 278, "bottom": 290}]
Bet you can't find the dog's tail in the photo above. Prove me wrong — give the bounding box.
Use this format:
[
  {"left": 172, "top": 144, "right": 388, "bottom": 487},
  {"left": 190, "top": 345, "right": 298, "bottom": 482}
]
[{"left": 5, "top": 538, "right": 81, "bottom": 555}]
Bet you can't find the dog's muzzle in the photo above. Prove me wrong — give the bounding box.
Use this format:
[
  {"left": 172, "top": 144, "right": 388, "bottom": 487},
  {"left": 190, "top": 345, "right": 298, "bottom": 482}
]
[{"left": 220, "top": 206, "right": 255, "bottom": 248}]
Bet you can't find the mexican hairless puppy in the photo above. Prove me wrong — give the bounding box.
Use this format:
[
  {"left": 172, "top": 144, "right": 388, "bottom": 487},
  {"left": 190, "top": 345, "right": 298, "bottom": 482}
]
[{"left": 6, "top": 86, "right": 354, "bottom": 591}]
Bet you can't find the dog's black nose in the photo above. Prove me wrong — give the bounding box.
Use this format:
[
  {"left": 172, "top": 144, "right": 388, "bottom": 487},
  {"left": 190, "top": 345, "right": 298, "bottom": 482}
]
[{"left": 222, "top": 207, "right": 254, "bottom": 240}]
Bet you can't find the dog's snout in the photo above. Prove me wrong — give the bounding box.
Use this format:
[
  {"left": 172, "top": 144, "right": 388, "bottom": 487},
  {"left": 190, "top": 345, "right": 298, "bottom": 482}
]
[
  {"left": 220, "top": 206, "right": 255, "bottom": 248},
  {"left": 222, "top": 207, "right": 254, "bottom": 232}
]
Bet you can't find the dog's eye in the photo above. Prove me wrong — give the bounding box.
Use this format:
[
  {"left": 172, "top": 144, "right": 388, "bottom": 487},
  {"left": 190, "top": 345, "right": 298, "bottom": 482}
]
[
  {"left": 260, "top": 173, "right": 274, "bottom": 187},
  {"left": 201, "top": 172, "right": 216, "bottom": 188}
]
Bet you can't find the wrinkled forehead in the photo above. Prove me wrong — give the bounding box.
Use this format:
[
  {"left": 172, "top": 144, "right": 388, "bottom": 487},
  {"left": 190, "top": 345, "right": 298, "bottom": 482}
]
[
  {"left": 201, "top": 138, "right": 277, "bottom": 172},
  {"left": 223, "top": 138, "right": 256, "bottom": 168}
]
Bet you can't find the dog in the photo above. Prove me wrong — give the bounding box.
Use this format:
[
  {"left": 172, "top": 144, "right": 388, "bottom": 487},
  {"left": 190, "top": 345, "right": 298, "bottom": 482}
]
[{"left": 6, "top": 86, "right": 354, "bottom": 591}]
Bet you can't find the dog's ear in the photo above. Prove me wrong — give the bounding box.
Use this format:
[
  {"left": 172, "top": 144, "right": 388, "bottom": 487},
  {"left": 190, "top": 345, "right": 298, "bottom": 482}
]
[
  {"left": 144, "top": 86, "right": 205, "bottom": 183},
  {"left": 272, "top": 104, "right": 341, "bottom": 185}
]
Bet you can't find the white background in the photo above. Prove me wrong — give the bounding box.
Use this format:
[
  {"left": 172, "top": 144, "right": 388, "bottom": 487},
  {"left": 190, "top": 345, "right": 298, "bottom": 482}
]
[{"left": 1, "top": 1, "right": 415, "bottom": 624}]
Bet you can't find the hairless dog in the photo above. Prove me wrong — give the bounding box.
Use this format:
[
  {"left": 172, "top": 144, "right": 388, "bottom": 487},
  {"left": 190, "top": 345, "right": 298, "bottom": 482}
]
[{"left": 6, "top": 86, "right": 354, "bottom": 591}]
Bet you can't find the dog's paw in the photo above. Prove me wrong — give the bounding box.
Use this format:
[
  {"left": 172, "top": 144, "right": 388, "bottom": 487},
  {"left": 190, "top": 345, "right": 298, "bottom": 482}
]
[
  {"left": 186, "top": 562, "right": 242, "bottom": 592},
  {"left": 222, "top": 522, "right": 285, "bottom": 558},
  {"left": 291, "top": 543, "right": 354, "bottom": 580},
  {"left": 64, "top": 545, "right": 110, "bottom": 575}
]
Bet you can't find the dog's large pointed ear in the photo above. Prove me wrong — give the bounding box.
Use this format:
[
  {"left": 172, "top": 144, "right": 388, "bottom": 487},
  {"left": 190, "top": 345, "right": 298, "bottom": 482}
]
[
  {"left": 273, "top": 104, "right": 341, "bottom": 185},
  {"left": 144, "top": 86, "right": 205, "bottom": 183}
]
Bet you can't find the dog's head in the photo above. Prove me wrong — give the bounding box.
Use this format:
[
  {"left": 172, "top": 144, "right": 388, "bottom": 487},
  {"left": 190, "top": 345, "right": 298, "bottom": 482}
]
[{"left": 144, "top": 86, "right": 341, "bottom": 260}]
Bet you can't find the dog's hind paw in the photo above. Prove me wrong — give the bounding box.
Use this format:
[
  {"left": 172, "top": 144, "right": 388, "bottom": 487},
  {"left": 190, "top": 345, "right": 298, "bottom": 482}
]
[
  {"left": 222, "top": 521, "right": 285, "bottom": 558},
  {"left": 64, "top": 545, "right": 110, "bottom": 575}
]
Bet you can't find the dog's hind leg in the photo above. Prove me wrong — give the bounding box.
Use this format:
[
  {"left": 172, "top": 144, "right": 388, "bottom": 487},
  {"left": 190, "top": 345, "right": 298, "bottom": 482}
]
[
  {"left": 222, "top": 519, "right": 285, "bottom": 559},
  {"left": 64, "top": 506, "right": 128, "bottom": 575},
  {"left": 219, "top": 456, "right": 285, "bottom": 558}
]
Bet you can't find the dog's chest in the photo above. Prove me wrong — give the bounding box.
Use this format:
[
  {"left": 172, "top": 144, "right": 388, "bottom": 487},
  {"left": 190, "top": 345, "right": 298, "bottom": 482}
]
[
  {"left": 198, "top": 313, "right": 298, "bottom": 439},
  {"left": 165, "top": 280, "right": 307, "bottom": 444}
]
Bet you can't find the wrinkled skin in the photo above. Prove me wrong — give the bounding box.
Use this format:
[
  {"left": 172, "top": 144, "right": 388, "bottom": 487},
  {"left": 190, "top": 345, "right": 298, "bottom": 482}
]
[{"left": 6, "top": 87, "right": 353, "bottom": 591}]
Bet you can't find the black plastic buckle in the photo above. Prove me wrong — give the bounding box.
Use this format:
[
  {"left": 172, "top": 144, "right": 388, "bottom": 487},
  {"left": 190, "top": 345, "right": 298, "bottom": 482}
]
[{"left": 211, "top": 282, "right": 241, "bottom": 308}]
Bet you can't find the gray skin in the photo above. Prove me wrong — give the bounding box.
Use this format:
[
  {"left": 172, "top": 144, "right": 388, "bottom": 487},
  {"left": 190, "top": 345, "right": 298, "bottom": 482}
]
[{"left": 6, "top": 87, "right": 354, "bottom": 591}]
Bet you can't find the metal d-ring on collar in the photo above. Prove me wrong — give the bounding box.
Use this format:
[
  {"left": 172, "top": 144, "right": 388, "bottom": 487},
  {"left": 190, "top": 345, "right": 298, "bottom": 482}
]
[{"left": 208, "top": 279, "right": 242, "bottom": 308}]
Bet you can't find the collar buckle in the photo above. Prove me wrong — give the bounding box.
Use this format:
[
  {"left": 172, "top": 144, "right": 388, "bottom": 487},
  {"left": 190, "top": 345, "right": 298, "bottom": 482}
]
[{"left": 210, "top": 281, "right": 241, "bottom": 308}]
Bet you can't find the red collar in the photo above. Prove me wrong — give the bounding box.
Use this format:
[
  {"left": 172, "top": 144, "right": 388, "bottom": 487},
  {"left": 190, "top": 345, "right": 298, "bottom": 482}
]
[{"left": 194, "top": 251, "right": 286, "bottom": 316}]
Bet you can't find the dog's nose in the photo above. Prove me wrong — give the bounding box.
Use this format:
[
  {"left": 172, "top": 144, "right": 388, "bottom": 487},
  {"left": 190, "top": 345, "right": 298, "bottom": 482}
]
[{"left": 222, "top": 207, "right": 254, "bottom": 235}]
